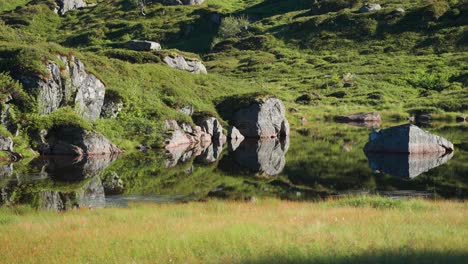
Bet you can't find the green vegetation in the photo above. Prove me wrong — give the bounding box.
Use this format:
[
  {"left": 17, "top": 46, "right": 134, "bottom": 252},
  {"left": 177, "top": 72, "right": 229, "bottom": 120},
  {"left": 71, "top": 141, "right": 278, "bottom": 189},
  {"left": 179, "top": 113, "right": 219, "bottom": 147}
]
[
  {"left": 0, "top": 197, "right": 466, "bottom": 263},
  {"left": 0, "top": 0, "right": 465, "bottom": 151}
]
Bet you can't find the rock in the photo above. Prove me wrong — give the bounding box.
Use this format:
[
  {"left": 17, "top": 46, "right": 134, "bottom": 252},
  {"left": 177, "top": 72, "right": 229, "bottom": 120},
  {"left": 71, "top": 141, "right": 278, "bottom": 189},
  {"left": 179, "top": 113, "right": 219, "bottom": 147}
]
[
  {"left": 0, "top": 104, "right": 18, "bottom": 135},
  {"left": 0, "top": 136, "right": 13, "bottom": 152},
  {"left": 301, "top": 117, "right": 307, "bottom": 126},
  {"left": 125, "top": 40, "right": 162, "bottom": 51},
  {"left": 395, "top": 7, "right": 405, "bottom": 13},
  {"left": 364, "top": 124, "right": 454, "bottom": 154},
  {"left": 327, "top": 91, "right": 346, "bottom": 98},
  {"left": 456, "top": 115, "right": 466, "bottom": 122},
  {"left": 101, "top": 95, "right": 123, "bottom": 119},
  {"left": 232, "top": 97, "right": 289, "bottom": 139},
  {"left": 366, "top": 151, "right": 453, "bottom": 179},
  {"left": 359, "top": 3, "right": 382, "bottom": 13},
  {"left": 0, "top": 136, "right": 22, "bottom": 161},
  {"left": 201, "top": 117, "right": 224, "bottom": 140},
  {"left": 163, "top": 55, "right": 207, "bottom": 74},
  {"left": 38, "top": 190, "right": 65, "bottom": 211},
  {"left": 20, "top": 55, "right": 106, "bottom": 121},
  {"left": 37, "top": 127, "right": 122, "bottom": 156},
  {"left": 228, "top": 126, "right": 244, "bottom": 140},
  {"left": 56, "top": 0, "right": 88, "bottom": 15},
  {"left": 102, "top": 171, "right": 124, "bottom": 195},
  {"left": 233, "top": 138, "right": 289, "bottom": 176},
  {"left": 179, "top": 105, "right": 194, "bottom": 116},
  {"left": 158, "top": 0, "right": 205, "bottom": 5},
  {"left": 335, "top": 112, "right": 381, "bottom": 123}
]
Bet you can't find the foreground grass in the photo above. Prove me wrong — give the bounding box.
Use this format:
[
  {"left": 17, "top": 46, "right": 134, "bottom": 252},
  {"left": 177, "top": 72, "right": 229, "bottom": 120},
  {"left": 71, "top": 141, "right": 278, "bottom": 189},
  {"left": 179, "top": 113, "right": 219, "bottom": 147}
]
[{"left": 0, "top": 197, "right": 467, "bottom": 264}]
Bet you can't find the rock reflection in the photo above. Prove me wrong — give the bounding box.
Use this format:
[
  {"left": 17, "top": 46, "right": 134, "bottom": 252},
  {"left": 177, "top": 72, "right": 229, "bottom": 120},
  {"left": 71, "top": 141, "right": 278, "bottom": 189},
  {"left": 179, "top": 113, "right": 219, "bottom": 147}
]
[
  {"left": 30, "top": 155, "right": 119, "bottom": 181},
  {"left": 232, "top": 137, "right": 289, "bottom": 176},
  {"left": 366, "top": 152, "right": 454, "bottom": 179},
  {"left": 1, "top": 154, "right": 118, "bottom": 210},
  {"left": 165, "top": 140, "right": 224, "bottom": 168}
]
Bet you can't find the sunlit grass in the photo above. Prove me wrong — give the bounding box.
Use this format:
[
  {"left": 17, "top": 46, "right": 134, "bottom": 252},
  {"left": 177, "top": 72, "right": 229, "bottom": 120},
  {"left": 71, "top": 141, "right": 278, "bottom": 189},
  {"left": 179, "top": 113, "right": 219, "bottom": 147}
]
[{"left": 0, "top": 197, "right": 467, "bottom": 263}]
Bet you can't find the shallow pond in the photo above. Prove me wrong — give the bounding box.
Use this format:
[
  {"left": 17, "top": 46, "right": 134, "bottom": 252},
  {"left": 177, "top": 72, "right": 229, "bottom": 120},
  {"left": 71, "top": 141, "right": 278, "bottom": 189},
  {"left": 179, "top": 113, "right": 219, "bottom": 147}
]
[{"left": 1, "top": 122, "right": 467, "bottom": 210}]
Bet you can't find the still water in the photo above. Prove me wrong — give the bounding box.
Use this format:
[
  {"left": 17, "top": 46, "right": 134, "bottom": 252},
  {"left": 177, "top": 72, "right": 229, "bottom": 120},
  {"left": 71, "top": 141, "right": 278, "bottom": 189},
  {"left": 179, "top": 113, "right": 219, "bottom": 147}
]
[{"left": 1, "top": 122, "right": 466, "bottom": 210}]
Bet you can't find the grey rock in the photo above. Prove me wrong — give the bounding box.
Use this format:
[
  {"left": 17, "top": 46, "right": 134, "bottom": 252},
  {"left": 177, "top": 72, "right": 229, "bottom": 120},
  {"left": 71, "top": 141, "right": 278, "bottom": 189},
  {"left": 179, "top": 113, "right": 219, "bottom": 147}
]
[
  {"left": 163, "top": 55, "right": 207, "bottom": 74},
  {"left": 359, "top": 3, "right": 382, "bottom": 13},
  {"left": 0, "top": 136, "right": 13, "bottom": 152},
  {"left": 38, "top": 127, "right": 122, "bottom": 156},
  {"left": 101, "top": 96, "right": 123, "bottom": 119},
  {"left": 0, "top": 104, "right": 18, "bottom": 135},
  {"left": 364, "top": 124, "right": 454, "bottom": 154},
  {"left": 56, "top": 0, "right": 88, "bottom": 15},
  {"left": 395, "top": 7, "right": 405, "bottom": 13},
  {"left": 179, "top": 105, "right": 194, "bottom": 116},
  {"left": 20, "top": 56, "right": 106, "bottom": 121},
  {"left": 233, "top": 138, "right": 289, "bottom": 176},
  {"left": 125, "top": 40, "right": 162, "bottom": 51},
  {"left": 102, "top": 171, "right": 124, "bottom": 195},
  {"left": 68, "top": 56, "right": 106, "bottom": 121},
  {"left": 366, "top": 151, "right": 453, "bottom": 179},
  {"left": 0, "top": 136, "right": 22, "bottom": 161},
  {"left": 201, "top": 117, "right": 224, "bottom": 140},
  {"left": 232, "top": 97, "right": 290, "bottom": 139}
]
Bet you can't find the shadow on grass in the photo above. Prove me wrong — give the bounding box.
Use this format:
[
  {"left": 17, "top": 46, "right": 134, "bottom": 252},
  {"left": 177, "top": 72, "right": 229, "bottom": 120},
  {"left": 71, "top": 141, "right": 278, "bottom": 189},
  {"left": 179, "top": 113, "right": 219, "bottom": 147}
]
[{"left": 242, "top": 250, "right": 468, "bottom": 264}]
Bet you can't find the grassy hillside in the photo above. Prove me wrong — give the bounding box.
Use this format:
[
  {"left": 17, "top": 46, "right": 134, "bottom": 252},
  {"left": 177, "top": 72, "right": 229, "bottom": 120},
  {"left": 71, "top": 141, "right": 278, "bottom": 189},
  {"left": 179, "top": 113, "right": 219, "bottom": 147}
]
[{"left": 0, "top": 0, "right": 466, "bottom": 149}]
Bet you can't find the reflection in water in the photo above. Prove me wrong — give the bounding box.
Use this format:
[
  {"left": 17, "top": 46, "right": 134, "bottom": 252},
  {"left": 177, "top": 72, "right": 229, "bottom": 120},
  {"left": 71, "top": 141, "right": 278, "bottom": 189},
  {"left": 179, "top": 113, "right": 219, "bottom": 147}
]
[
  {"left": 0, "top": 155, "right": 118, "bottom": 211},
  {"left": 30, "top": 155, "right": 119, "bottom": 181},
  {"left": 1, "top": 124, "right": 467, "bottom": 210},
  {"left": 232, "top": 138, "right": 289, "bottom": 176},
  {"left": 37, "top": 176, "right": 105, "bottom": 211},
  {"left": 366, "top": 152, "right": 454, "bottom": 179},
  {"left": 165, "top": 140, "right": 224, "bottom": 168}
]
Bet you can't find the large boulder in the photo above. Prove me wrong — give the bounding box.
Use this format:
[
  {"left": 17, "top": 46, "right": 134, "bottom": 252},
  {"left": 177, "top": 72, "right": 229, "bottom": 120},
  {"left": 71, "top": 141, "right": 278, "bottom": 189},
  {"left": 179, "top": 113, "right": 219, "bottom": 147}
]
[
  {"left": 20, "top": 55, "right": 106, "bottom": 121},
  {"left": 37, "top": 127, "right": 122, "bottom": 156},
  {"left": 359, "top": 3, "right": 382, "bottom": 13},
  {"left": 232, "top": 97, "right": 289, "bottom": 139},
  {"left": 163, "top": 55, "right": 207, "bottom": 74},
  {"left": 56, "top": 0, "right": 88, "bottom": 15},
  {"left": 125, "top": 40, "right": 162, "bottom": 51},
  {"left": 364, "top": 124, "right": 454, "bottom": 154}
]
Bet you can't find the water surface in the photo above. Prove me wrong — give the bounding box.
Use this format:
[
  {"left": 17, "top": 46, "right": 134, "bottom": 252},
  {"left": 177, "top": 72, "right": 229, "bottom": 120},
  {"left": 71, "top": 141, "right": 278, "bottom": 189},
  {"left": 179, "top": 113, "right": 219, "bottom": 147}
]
[{"left": 1, "top": 122, "right": 466, "bottom": 210}]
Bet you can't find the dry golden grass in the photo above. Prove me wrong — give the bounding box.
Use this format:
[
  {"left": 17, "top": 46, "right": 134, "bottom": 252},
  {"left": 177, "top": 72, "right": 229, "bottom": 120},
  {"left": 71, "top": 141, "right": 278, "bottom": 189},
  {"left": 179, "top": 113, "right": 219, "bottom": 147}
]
[{"left": 0, "top": 198, "right": 467, "bottom": 264}]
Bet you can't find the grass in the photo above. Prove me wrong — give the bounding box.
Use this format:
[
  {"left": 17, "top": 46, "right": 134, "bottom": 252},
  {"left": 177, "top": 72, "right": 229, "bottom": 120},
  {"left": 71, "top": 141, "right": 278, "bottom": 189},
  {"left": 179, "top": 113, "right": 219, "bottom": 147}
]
[
  {"left": 0, "top": 0, "right": 466, "bottom": 152},
  {"left": 0, "top": 197, "right": 466, "bottom": 263}
]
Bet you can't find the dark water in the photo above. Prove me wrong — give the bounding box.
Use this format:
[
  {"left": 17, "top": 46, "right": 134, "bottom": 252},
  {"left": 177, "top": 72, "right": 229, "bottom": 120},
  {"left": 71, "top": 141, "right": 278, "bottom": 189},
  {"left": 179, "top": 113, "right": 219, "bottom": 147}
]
[{"left": 1, "top": 122, "right": 467, "bottom": 210}]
